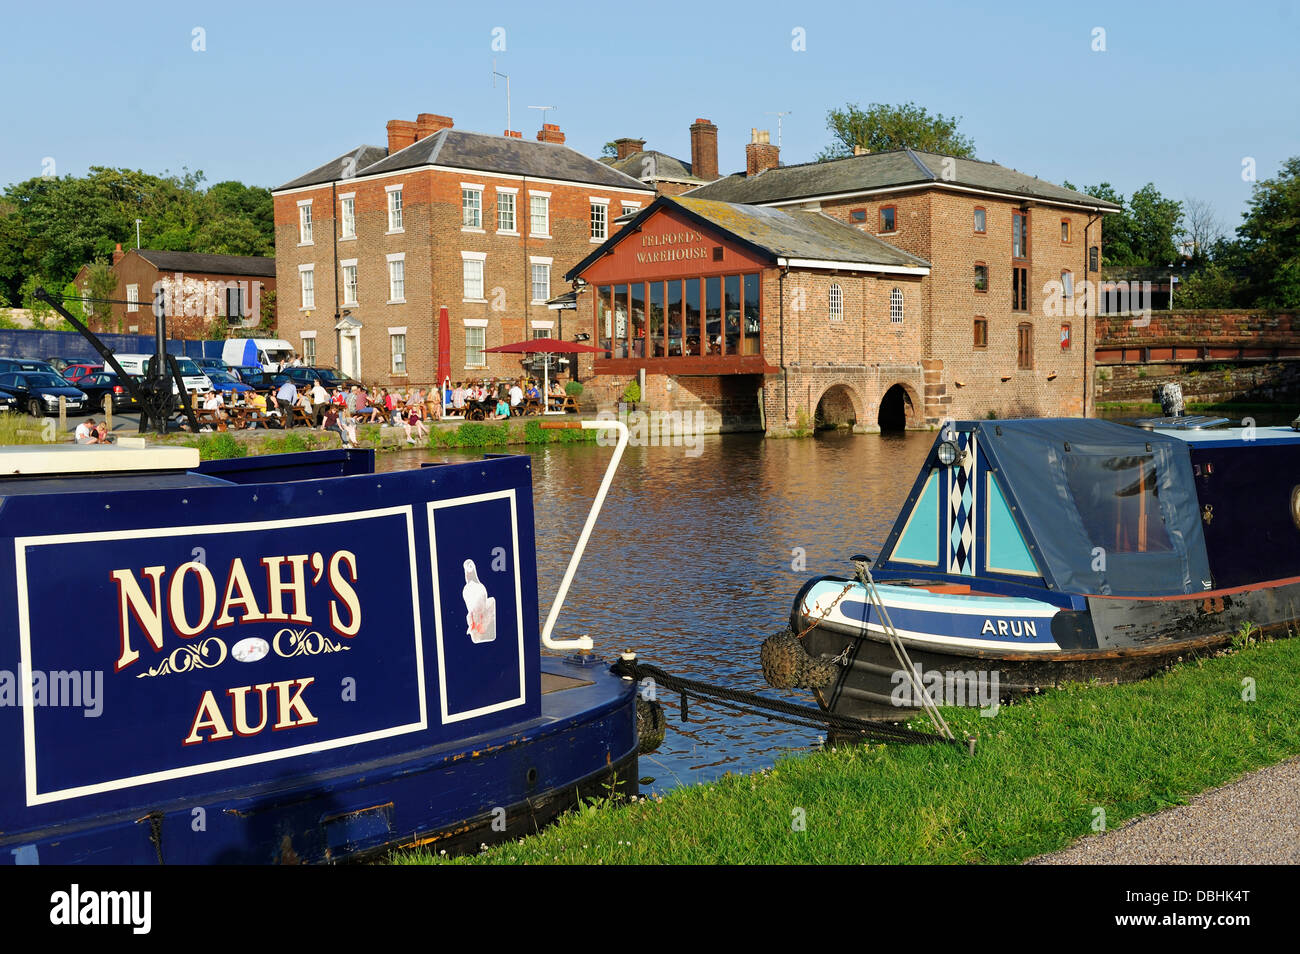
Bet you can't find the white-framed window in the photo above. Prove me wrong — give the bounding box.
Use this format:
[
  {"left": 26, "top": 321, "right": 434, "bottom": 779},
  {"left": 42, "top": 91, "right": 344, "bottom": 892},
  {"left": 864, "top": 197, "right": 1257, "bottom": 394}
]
[
  {"left": 890, "top": 287, "right": 904, "bottom": 323},
  {"left": 622, "top": 202, "right": 640, "bottom": 217},
  {"left": 462, "top": 186, "right": 483, "bottom": 228},
  {"left": 126, "top": 284, "right": 139, "bottom": 312},
  {"left": 529, "top": 192, "right": 550, "bottom": 236},
  {"left": 829, "top": 283, "right": 843, "bottom": 321},
  {"left": 298, "top": 200, "right": 313, "bottom": 244},
  {"left": 590, "top": 200, "right": 608, "bottom": 240},
  {"left": 531, "top": 319, "right": 554, "bottom": 339},
  {"left": 341, "top": 260, "right": 358, "bottom": 306},
  {"left": 465, "top": 325, "right": 486, "bottom": 367},
  {"left": 299, "top": 265, "right": 315, "bottom": 309},
  {"left": 531, "top": 261, "right": 551, "bottom": 303},
  {"left": 389, "top": 329, "right": 407, "bottom": 374},
  {"left": 388, "top": 255, "right": 405, "bottom": 302},
  {"left": 387, "top": 186, "right": 403, "bottom": 232},
  {"left": 461, "top": 251, "right": 486, "bottom": 300},
  {"left": 497, "top": 190, "right": 516, "bottom": 232},
  {"left": 301, "top": 333, "right": 316, "bottom": 367},
  {"left": 340, "top": 195, "right": 356, "bottom": 239}
]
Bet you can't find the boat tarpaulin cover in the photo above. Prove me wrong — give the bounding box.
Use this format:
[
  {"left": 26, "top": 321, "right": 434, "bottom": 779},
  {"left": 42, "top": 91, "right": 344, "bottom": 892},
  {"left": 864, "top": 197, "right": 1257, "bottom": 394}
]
[{"left": 978, "top": 419, "right": 1212, "bottom": 597}]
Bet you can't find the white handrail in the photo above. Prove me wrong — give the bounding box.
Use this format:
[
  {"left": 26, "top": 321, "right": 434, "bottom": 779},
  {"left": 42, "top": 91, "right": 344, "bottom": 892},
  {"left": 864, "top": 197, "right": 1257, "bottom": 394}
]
[{"left": 539, "top": 419, "right": 628, "bottom": 651}]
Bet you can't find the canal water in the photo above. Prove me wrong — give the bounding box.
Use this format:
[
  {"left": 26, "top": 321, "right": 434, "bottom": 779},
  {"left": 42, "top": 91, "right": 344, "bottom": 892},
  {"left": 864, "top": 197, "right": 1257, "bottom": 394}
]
[{"left": 377, "top": 431, "right": 934, "bottom": 791}]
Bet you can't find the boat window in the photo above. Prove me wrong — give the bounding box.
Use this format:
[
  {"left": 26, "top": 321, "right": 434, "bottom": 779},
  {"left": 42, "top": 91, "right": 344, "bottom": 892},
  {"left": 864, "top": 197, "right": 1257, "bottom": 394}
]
[{"left": 1064, "top": 454, "right": 1173, "bottom": 553}]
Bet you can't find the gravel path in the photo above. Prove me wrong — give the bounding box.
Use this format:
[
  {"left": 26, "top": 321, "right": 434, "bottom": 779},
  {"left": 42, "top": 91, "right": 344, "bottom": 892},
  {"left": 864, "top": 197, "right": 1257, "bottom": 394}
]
[{"left": 1030, "top": 755, "right": 1300, "bottom": 864}]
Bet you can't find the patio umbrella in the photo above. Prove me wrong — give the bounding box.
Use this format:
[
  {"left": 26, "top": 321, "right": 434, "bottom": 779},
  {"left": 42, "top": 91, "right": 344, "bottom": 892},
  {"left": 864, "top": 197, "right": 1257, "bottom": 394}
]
[
  {"left": 436, "top": 306, "right": 451, "bottom": 408},
  {"left": 483, "top": 338, "right": 605, "bottom": 413}
]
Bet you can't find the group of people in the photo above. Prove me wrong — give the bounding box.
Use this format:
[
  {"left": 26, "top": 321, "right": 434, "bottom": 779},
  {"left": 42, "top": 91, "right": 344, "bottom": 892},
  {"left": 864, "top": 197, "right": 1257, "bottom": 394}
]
[
  {"left": 445, "top": 378, "right": 565, "bottom": 419},
  {"left": 73, "top": 418, "right": 114, "bottom": 444}
]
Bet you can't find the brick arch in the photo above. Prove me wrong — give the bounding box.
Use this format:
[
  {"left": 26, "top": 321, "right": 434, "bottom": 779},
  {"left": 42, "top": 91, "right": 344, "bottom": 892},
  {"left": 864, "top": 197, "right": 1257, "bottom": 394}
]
[
  {"left": 814, "top": 382, "right": 865, "bottom": 428},
  {"left": 877, "top": 381, "right": 922, "bottom": 431}
]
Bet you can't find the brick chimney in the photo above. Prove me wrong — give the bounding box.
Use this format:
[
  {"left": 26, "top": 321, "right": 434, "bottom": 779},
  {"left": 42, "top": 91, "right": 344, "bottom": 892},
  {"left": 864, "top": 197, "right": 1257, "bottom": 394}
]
[
  {"left": 387, "top": 119, "right": 418, "bottom": 153},
  {"left": 414, "top": 113, "right": 454, "bottom": 139},
  {"left": 536, "top": 123, "right": 566, "bottom": 144},
  {"left": 689, "top": 119, "right": 718, "bottom": 182},
  {"left": 614, "top": 137, "right": 645, "bottom": 160},
  {"left": 746, "top": 128, "right": 779, "bottom": 177},
  {"left": 504, "top": 130, "right": 522, "bottom": 138},
  {"left": 112, "top": 242, "right": 125, "bottom": 265}
]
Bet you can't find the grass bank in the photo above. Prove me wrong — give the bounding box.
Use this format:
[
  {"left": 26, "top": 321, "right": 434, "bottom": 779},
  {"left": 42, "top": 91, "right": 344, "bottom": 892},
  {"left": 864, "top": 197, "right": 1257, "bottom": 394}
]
[
  {"left": 395, "top": 635, "right": 1300, "bottom": 864},
  {"left": 1097, "top": 400, "right": 1291, "bottom": 419},
  {"left": 166, "top": 417, "right": 597, "bottom": 460},
  {"left": 0, "top": 413, "right": 46, "bottom": 445}
]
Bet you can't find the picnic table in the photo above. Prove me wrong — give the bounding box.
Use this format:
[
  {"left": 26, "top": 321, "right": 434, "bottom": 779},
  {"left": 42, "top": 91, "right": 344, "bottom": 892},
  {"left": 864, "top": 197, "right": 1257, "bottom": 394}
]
[{"left": 194, "top": 408, "right": 228, "bottom": 432}]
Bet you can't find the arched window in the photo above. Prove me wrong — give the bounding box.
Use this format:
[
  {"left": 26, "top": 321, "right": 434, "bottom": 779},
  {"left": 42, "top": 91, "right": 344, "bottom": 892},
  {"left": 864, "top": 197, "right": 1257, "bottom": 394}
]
[
  {"left": 829, "top": 283, "right": 843, "bottom": 321},
  {"left": 889, "top": 287, "right": 904, "bottom": 323}
]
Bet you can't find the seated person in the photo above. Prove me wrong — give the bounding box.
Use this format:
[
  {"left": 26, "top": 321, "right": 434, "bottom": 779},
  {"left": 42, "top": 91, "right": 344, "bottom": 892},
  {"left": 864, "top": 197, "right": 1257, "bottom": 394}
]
[
  {"left": 494, "top": 397, "right": 510, "bottom": 420},
  {"left": 74, "top": 418, "right": 100, "bottom": 445}
]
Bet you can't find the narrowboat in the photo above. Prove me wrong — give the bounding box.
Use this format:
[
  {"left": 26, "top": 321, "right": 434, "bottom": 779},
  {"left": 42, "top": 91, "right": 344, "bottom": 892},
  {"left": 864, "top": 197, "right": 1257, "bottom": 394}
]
[
  {"left": 773, "top": 418, "right": 1300, "bottom": 719},
  {"left": 0, "top": 424, "right": 636, "bottom": 864}
]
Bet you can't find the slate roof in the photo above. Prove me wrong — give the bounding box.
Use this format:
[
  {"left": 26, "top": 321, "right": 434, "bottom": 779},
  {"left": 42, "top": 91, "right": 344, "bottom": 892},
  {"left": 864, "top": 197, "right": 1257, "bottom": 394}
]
[
  {"left": 136, "top": 250, "right": 276, "bottom": 278},
  {"left": 685, "top": 148, "right": 1122, "bottom": 210},
  {"left": 275, "top": 130, "right": 651, "bottom": 193},
  {"left": 567, "top": 195, "right": 930, "bottom": 280},
  {"left": 602, "top": 150, "right": 706, "bottom": 185}
]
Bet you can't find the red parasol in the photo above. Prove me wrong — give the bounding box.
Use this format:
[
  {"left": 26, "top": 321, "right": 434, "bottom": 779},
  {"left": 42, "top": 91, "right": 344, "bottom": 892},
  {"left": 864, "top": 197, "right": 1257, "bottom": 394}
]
[
  {"left": 436, "top": 305, "right": 451, "bottom": 387},
  {"left": 483, "top": 338, "right": 605, "bottom": 411}
]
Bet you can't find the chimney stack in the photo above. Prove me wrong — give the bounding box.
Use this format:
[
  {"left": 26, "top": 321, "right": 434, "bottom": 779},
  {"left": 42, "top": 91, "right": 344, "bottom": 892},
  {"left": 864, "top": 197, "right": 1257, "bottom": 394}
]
[
  {"left": 614, "top": 137, "right": 646, "bottom": 160},
  {"left": 414, "top": 113, "right": 454, "bottom": 140},
  {"left": 536, "top": 123, "right": 566, "bottom": 144},
  {"left": 853, "top": 144, "right": 869, "bottom": 156},
  {"left": 689, "top": 118, "right": 718, "bottom": 182},
  {"left": 504, "top": 130, "right": 522, "bottom": 138},
  {"left": 112, "top": 242, "right": 125, "bottom": 265},
  {"left": 745, "top": 128, "right": 779, "bottom": 177},
  {"left": 387, "top": 119, "right": 418, "bottom": 153}
]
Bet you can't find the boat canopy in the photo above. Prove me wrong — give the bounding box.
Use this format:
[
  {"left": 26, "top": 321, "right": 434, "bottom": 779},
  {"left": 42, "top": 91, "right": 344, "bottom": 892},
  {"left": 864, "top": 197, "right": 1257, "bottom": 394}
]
[{"left": 879, "top": 419, "right": 1213, "bottom": 597}]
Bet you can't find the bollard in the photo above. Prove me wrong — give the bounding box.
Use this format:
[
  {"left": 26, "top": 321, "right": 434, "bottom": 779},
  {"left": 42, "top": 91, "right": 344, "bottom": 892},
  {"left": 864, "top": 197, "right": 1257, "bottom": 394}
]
[
  {"left": 103, "top": 393, "right": 113, "bottom": 431},
  {"left": 58, "top": 395, "right": 66, "bottom": 438}
]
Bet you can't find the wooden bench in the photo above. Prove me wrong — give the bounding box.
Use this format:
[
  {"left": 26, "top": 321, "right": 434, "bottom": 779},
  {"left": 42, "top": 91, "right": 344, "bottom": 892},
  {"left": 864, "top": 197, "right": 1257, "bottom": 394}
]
[{"left": 194, "top": 408, "right": 228, "bottom": 432}]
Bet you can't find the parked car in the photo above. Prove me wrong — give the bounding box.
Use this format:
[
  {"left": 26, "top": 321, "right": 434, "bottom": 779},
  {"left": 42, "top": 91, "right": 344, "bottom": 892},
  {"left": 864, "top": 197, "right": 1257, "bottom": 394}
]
[
  {"left": 272, "top": 367, "right": 362, "bottom": 391},
  {"left": 194, "top": 357, "right": 230, "bottom": 374},
  {"left": 229, "top": 365, "right": 274, "bottom": 390},
  {"left": 0, "top": 358, "right": 61, "bottom": 376},
  {"left": 74, "top": 372, "right": 143, "bottom": 412},
  {"left": 62, "top": 363, "right": 103, "bottom": 383},
  {"left": 45, "top": 357, "right": 81, "bottom": 373},
  {"left": 111, "top": 354, "right": 212, "bottom": 394},
  {"left": 0, "top": 372, "right": 88, "bottom": 417},
  {"left": 0, "top": 390, "right": 16, "bottom": 413},
  {"left": 204, "top": 370, "right": 254, "bottom": 398}
]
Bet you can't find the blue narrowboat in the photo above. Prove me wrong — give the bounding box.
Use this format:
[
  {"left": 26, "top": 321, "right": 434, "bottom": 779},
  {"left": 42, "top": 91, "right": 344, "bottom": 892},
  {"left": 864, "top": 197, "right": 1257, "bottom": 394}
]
[
  {"left": 779, "top": 418, "right": 1300, "bottom": 717},
  {"left": 0, "top": 427, "right": 636, "bottom": 864}
]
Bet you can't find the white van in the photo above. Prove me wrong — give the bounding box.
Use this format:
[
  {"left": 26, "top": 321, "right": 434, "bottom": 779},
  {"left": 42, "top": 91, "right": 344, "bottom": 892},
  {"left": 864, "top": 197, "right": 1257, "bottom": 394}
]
[
  {"left": 112, "top": 354, "right": 212, "bottom": 395},
  {"left": 222, "top": 338, "right": 296, "bottom": 373}
]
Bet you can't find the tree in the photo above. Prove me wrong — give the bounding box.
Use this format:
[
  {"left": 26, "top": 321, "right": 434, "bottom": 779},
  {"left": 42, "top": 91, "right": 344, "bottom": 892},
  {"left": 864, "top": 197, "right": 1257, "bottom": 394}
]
[
  {"left": 85, "top": 259, "right": 118, "bottom": 331},
  {"left": 1181, "top": 197, "right": 1224, "bottom": 264},
  {"left": 1062, "top": 181, "right": 1182, "bottom": 267},
  {"left": 818, "top": 102, "right": 976, "bottom": 161},
  {"left": 600, "top": 142, "right": 618, "bottom": 159},
  {"left": 1236, "top": 156, "right": 1300, "bottom": 308}
]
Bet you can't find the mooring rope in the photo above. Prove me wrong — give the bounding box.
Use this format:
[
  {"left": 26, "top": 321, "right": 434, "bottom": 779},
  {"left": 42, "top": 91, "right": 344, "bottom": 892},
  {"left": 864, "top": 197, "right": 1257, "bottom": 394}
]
[{"left": 611, "top": 658, "right": 959, "bottom": 747}]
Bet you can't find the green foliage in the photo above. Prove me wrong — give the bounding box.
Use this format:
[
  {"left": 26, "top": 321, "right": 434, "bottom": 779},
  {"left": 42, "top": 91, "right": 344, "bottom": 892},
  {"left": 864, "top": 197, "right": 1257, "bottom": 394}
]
[
  {"left": 431, "top": 422, "right": 511, "bottom": 448},
  {"left": 792, "top": 407, "right": 813, "bottom": 437},
  {"left": 564, "top": 380, "right": 584, "bottom": 397},
  {"left": 262, "top": 431, "right": 314, "bottom": 454},
  {"left": 818, "top": 102, "right": 976, "bottom": 162},
  {"left": 85, "top": 259, "right": 118, "bottom": 328},
  {"left": 0, "top": 413, "right": 45, "bottom": 445},
  {"left": 360, "top": 424, "right": 382, "bottom": 445},
  {"left": 601, "top": 142, "right": 619, "bottom": 159},
  {"left": 523, "top": 420, "right": 596, "bottom": 444},
  {"left": 0, "top": 167, "right": 273, "bottom": 306},
  {"left": 1235, "top": 156, "right": 1300, "bottom": 308},
  {"left": 1063, "top": 181, "right": 1183, "bottom": 267},
  {"left": 621, "top": 381, "right": 641, "bottom": 403},
  {"left": 1176, "top": 261, "right": 1242, "bottom": 309},
  {"left": 257, "top": 288, "right": 277, "bottom": 333},
  {"left": 190, "top": 432, "right": 247, "bottom": 459}
]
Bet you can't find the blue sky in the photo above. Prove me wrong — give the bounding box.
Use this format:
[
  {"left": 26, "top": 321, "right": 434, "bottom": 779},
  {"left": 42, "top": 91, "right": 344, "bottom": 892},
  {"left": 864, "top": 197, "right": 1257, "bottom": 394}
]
[{"left": 2, "top": 0, "right": 1297, "bottom": 234}]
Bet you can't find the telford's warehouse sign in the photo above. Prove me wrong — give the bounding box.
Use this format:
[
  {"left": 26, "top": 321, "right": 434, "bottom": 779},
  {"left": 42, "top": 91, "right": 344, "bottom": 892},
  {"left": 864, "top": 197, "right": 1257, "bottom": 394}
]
[{"left": 635, "top": 229, "right": 709, "bottom": 264}]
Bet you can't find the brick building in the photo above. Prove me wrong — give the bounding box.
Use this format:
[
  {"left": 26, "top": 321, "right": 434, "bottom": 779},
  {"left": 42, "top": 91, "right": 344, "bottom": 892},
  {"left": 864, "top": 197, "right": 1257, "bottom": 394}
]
[
  {"left": 568, "top": 195, "right": 931, "bottom": 432},
  {"left": 73, "top": 246, "right": 275, "bottom": 338},
  {"left": 683, "top": 133, "right": 1121, "bottom": 426},
  {"left": 270, "top": 113, "right": 654, "bottom": 385},
  {"left": 600, "top": 119, "right": 719, "bottom": 196}
]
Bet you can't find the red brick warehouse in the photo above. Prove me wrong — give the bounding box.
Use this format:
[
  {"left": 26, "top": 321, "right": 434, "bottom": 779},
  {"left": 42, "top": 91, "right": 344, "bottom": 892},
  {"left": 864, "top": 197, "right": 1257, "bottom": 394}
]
[{"left": 271, "top": 113, "right": 654, "bottom": 388}]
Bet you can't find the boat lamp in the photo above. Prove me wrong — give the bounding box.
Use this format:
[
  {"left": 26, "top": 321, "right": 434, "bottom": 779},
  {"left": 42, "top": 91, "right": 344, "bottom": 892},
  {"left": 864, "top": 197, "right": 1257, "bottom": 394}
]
[{"left": 936, "top": 441, "right": 967, "bottom": 467}]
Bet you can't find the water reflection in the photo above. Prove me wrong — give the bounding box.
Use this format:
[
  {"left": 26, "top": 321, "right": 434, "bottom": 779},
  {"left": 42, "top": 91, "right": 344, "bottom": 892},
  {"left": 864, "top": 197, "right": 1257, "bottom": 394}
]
[{"left": 378, "top": 431, "right": 933, "bottom": 789}]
